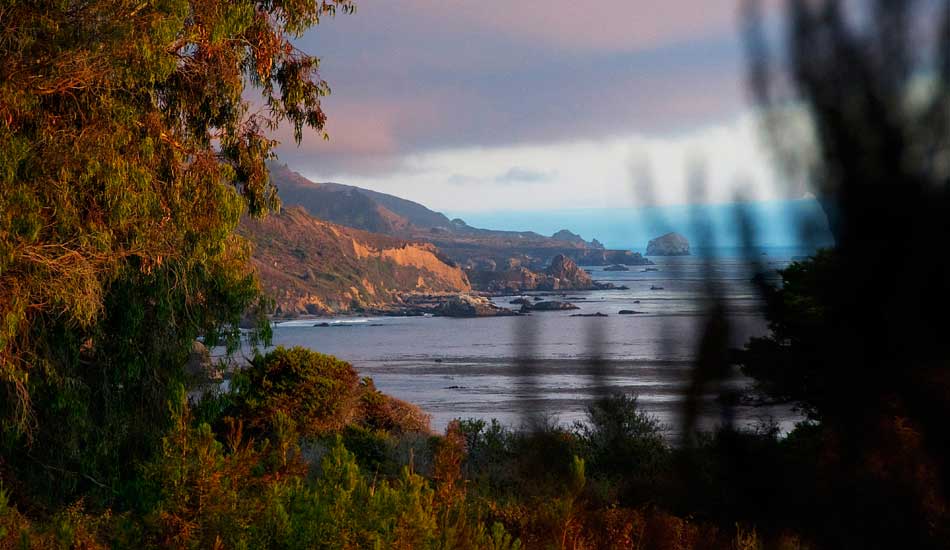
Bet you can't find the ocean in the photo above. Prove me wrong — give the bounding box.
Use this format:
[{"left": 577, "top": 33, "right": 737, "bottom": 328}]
[{"left": 264, "top": 247, "right": 812, "bottom": 436}]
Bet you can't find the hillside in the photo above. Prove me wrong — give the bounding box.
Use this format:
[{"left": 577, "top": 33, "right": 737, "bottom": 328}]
[
  {"left": 268, "top": 163, "right": 651, "bottom": 270},
  {"left": 239, "top": 207, "right": 470, "bottom": 316},
  {"left": 269, "top": 163, "right": 545, "bottom": 240},
  {"left": 269, "top": 167, "right": 414, "bottom": 235}
]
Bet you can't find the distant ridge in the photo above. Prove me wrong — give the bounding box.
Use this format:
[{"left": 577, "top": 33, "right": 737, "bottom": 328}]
[
  {"left": 267, "top": 163, "right": 652, "bottom": 271},
  {"left": 269, "top": 163, "right": 549, "bottom": 240},
  {"left": 269, "top": 166, "right": 414, "bottom": 235}
]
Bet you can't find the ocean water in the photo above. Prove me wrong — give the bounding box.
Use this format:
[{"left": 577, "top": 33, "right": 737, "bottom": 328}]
[{"left": 265, "top": 249, "right": 811, "bottom": 436}]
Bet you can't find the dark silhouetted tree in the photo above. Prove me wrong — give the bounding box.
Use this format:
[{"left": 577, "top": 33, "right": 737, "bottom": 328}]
[{"left": 742, "top": 0, "right": 950, "bottom": 546}]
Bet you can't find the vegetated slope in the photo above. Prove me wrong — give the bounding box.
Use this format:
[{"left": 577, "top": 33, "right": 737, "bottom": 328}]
[
  {"left": 239, "top": 207, "right": 470, "bottom": 315},
  {"left": 270, "top": 162, "right": 532, "bottom": 238},
  {"left": 269, "top": 166, "right": 413, "bottom": 235},
  {"left": 352, "top": 186, "right": 457, "bottom": 232},
  {"left": 270, "top": 163, "right": 449, "bottom": 235}
]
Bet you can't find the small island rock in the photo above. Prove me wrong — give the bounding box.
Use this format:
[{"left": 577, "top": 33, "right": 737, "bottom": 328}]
[
  {"left": 437, "top": 295, "right": 518, "bottom": 317},
  {"left": 520, "top": 300, "right": 580, "bottom": 313},
  {"left": 646, "top": 232, "right": 690, "bottom": 256}
]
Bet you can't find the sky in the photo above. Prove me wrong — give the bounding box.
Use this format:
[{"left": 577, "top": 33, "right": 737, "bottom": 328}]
[{"left": 272, "top": 0, "right": 815, "bottom": 241}]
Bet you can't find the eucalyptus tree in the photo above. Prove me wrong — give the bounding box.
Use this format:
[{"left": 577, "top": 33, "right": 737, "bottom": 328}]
[{"left": 0, "top": 0, "right": 352, "bottom": 504}]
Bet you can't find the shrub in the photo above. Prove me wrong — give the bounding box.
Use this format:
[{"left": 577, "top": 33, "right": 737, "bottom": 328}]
[
  {"left": 0, "top": 483, "right": 31, "bottom": 547},
  {"left": 253, "top": 437, "right": 519, "bottom": 549},
  {"left": 457, "top": 418, "right": 515, "bottom": 487},
  {"left": 358, "top": 377, "right": 431, "bottom": 434},
  {"left": 237, "top": 346, "right": 360, "bottom": 437},
  {"left": 0, "top": 491, "right": 113, "bottom": 550},
  {"left": 575, "top": 394, "right": 670, "bottom": 485},
  {"left": 339, "top": 424, "right": 394, "bottom": 475}
]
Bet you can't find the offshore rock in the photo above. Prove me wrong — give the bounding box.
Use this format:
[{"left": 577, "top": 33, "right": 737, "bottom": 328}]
[
  {"left": 521, "top": 300, "right": 580, "bottom": 312},
  {"left": 646, "top": 232, "right": 690, "bottom": 256},
  {"left": 437, "top": 294, "right": 518, "bottom": 317}
]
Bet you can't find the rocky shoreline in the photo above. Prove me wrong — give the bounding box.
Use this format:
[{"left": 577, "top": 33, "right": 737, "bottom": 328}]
[
  {"left": 271, "top": 282, "right": 634, "bottom": 320},
  {"left": 328, "top": 292, "right": 522, "bottom": 318},
  {"left": 467, "top": 254, "right": 630, "bottom": 294}
]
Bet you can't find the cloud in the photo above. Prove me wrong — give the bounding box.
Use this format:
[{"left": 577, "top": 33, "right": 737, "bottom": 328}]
[
  {"left": 289, "top": 113, "right": 801, "bottom": 213},
  {"left": 446, "top": 167, "right": 555, "bottom": 187},
  {"left": 274, "top": 0, "right": 773, "bottom": 174},
  {"left": 494, "top": 167, "right": 556, "bottom": 184},
  {"left": 390, "top": 0, "right": 781, "bottom": 54},
  {"left": 447, "top": 174, "right": 479, "bottom": 186},
  {"left": 268, "top": 1, "right": 791, "bottom": 209}
]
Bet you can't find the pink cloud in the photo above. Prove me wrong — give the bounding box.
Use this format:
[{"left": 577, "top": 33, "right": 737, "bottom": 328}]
[
  {"left": 396, "top": 0, "right": 780, "bottom": 53},
  {"left": 275, "top": 0, "right": 783, "bottom": 175},
  {"left": 274, "top": 88, "right": 488, "bottom": 173}
]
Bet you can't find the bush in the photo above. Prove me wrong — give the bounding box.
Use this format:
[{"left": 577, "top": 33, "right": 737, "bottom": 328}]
[
  {"left": 134, "top": 388, "right": 520, "bottom": 549},
  {"left": 237, "top": 346, "right": 361, "bottom": 437},
  {"left": 358, "top": 377, "right": 431, "bottom": 434},
  {"left": 232, "top": 348, "right": 432, "bottom": 443},
  {"left": 339, "top": 424, "right": 395, "bottom": 475},
  {"left": 457, "top": 416, "right": 584, "bottom": 500},
  {"left": 575, "top": 394, "right": 670, "bottom": 485}
]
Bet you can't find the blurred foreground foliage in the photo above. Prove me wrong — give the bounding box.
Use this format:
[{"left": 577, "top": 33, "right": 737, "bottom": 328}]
[{"left": 1, "top": 346, "right": 811, "bottom": 549}]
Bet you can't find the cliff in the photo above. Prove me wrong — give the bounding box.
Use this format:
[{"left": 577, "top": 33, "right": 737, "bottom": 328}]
[
  {"left": 546, "top": 254, "right": 594, "bottom": 288},
  {"left": 239, "top": 207, "right": 470, "bottom": 316},
  {"left": 468, "top": 254, "right": 598, "bottom": 293},
  {"left": 646, "top": 232, "right": 691, "bottom": 256}
]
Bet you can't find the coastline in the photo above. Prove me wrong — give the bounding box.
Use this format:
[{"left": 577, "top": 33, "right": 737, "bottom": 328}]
[{"left": 254, "top": 254, "right": 804, "bottom": 438}]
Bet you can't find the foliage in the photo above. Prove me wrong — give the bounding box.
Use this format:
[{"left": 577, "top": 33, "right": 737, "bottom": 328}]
[
  {"left": 140, "top": 387, "right": 304, "bottom": 548},
  {"left": 1, "top": 387, "right": 521, "bottom": 549},
  {"left": 359, "top": 377, "right": 432, "bottom": 434},
  {"left": 232, "top": 347, "right": 432, "bottom": 443},
  {"left": 739, "top": 250, "right": 840, "bottom": 418},
  {"left": 575, "top": 394, "right": 669, "bottom": 485},
  {"left": 0, "top": 0, "right": 353, "bottom": 507},
  {"left": 458, "top": 396, "right": 670, "bottom": 505},
  {"left": 740, "top": 1, "right": 950, "bottom": 544},
  {"left": 0, "top": 348, "right": 820, "bottom": 548},
  {"left": 456, "top": 416, "right": 584, "bottom": 501},
  {"left": 236, "top": 346, "right": 361, "bottom": 436}
]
